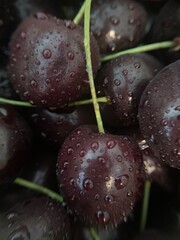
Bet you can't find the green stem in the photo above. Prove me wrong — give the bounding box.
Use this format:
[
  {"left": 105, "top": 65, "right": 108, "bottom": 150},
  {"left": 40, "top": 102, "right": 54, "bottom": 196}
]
[
  {"left": 101, "top": 41, "right": 175, "bottom": 62},
  {"left": 0, "top": 97, "right": 35, "bottom": 107},
  {"left": 14, "top": 178, "right": 64, "bottom": 203},
  {"left": 73, "top": 1, "right": 86, "bottom": 25},
  {"left": 140, "top": 180, "right": 151, "bottom": 232},
  {"left": 90, "top": 228, "right": 99, "bottom": 240},
  {"left": 84, "top": 0, "right": 105, "bottom": 133},
  {"left": 69, "top": 96, "right": 108, "bottom": 107}
]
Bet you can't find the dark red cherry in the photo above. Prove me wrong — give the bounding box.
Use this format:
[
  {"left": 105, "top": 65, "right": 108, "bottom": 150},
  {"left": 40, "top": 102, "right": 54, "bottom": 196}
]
[
  {"left": 90, "top": 0, "right": 147, "bottom": 54},
  {"left": 29, "top": 105, "right": 96, "bottom": 148},
  {"left": 56, "top": 127, "right": 143, "bottom": 227},
  {"left": 138, "top": 60, "right": 180, "bottom": 169},
  {"left": 98, "top": 53, "right": 163, "bottom": 127},
  {"left": 0, "top": 197, "right": 71, "bottom": 240},
  {"left": 8, "top": 13, "right": 100, "bottom": 107},
  {"left": 0, "top": 105, "right": 32, "bottom": 184}
]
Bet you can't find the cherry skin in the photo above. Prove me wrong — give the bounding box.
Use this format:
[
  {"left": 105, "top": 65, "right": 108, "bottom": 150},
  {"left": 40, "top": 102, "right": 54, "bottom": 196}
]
[
  {"left": 8, "top": 12, "right": 100, "bottom": 107},
  {"left": 90, "top": 0, "right": 147, "bottom": 54},
  {"left": 56, "top": 126, "right": 143, "bottom": 228},
  {"left": 98, "top": 53, "right": 163, "bottom": 127},
  {"left": 138, "top": 60, "right": 180, "bottom": 169},
  {"left": 0, "top": 197, "right": 71, "bottom": 240}
]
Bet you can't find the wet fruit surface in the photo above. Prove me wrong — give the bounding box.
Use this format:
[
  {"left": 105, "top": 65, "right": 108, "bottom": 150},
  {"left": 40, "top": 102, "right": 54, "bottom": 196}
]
[
  {"left": 56, "top": 126, "right": 143, "bottom": 227},
  {"left": 0, "top": 197, "right": 71, "bottom": 240},
  {"left": 8, "top": 13, "right": 100, "bottom": 107},
  {"left": 139, "top": 60, "right": 180, "bottom": 169},
  {"left": 0, "top": 105, "right": 32, "bottom": 184},
  {"left": 99, "top": 53, "right": 163, "bottom": 127},
  {"left": 90, "top": 0, "right": 147, "bottom": 54}
]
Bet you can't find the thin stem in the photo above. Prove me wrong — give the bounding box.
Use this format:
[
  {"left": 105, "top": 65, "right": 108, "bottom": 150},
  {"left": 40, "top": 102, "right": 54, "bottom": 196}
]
[
  {"left": 0, "top": 97, "right": 35, "bottom": 107},
  {"left": 14, "top": 178, "right": 64, "bottom": 203},
  {"left": 73, "top": 1, "right": 86, "bottom": 25},
  {"left": 84, "top": 0, "right": 105, "bottom": 133},
  {"left": 69, "top": 96, "right": 108, "bottom": 107},
  {"left": 101, "top": 41, "right": 175, "bottom": 62},
  {"left": 90, "top": 228, "right": 100, "bottom": 240},
  {"left": 140, "top": 180, "right": 151, "bottom": 232}
]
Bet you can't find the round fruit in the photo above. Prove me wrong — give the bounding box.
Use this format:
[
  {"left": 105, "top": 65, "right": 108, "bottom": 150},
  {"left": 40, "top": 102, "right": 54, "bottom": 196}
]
[
  {"left": 0, "top": 197, "right": 71, "bottom": 240},
  {"left": 8, "top": 12, "right": 100, "bottom": 107},
  {"left": 138, "top": 60, "right": 180, "bottom": 169},
  {"left": 0, "top": 105, "right": 32, "bottom": 184},
  {"left": 90, "top": 0, "right": 147, "bottom": 54},
  {"left": 56, "top": 126, "right": 143, "bottom": 227},
  {"left": 98, "top": 53, "right": 163, "bottom": 127}
]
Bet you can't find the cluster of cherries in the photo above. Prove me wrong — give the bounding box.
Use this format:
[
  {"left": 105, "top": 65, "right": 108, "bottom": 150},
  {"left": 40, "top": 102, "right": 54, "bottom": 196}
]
[{"left": 0, "top": 0, "right": 179, "bottom": 239}]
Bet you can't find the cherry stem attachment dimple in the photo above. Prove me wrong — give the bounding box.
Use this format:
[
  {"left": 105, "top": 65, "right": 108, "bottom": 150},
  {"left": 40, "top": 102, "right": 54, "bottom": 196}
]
[
  {"left": 84, "top": 0, "right": 105, "bottom": 134},
  {"left": 73, "top": 1, "right": 86, "bottom": 24},
  {"left": 140, "top": 180, "right": 151, "bottom": 232},
  {"left": 101, "top": 41, "right": 176, "bottom": 62}
]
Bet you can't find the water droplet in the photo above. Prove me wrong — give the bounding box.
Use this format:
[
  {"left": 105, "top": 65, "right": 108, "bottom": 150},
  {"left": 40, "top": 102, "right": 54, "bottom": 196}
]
[
  {"left": 41, "top": 99, "right": 47, "bottom": 105},
  {"left": 95, "top": 211, "right": 110, "bottom": 224},
  {"left": 69, "top": 178, "right": 76, "bottom": 187},
  {"left": 106, "top": 140, "right": 116, "bottom": 149},
  {"left": 161, "top": 119, "right": 168, "bottom": 126},
  {"left": 114, "top": 79, "right": 121, "bottom": 86},
  {"left": 117, "top": 155, "right": 122, "bottom": 162},
  {"left": 128, "top": 18, "right": 135, "bottom": 24},
  {"left": 134, "top": 62, "right": 141, "bottom": 69},
  {"left": 95, "top": 194, "right": 99, "bottom": 200},
  {"left": 20, "top": 74, "right": 25, "bottom": 81},
  {"left": 79, "top": 150, "right": 86, "bottom": 157},
  {"left": 98, "top": 157, "right": 106, "bottom": 164},
  {"left": 63, "top": 161, "right": 69, "bottom": 169},
  {"left": 122, "top": 70, "right": 128, "bottom": 76},
  {"left": 30, "top": 80, "right": 38, "bottom": 87},
  {"left": 91, "top": 142, "right": 99, "bottom": 152},
  {"left": 110, "top": 17, "right": 120, "bottom": 25},
  {"left": 16, "top": 43, "right": 20, "bottom": 49},
  {"left": 43, "top": 49, "right": 52, "bottom": 59},
  {"left": 104, "top": 194, "right": 114, "bottom": 203},
  {"left": 114, "top": 174, "right": 129, "bottom": 190},
  {"left": 67, "top": 51, "right": 75, "bottom": 60},
  {"left": 83, "top": 178, "right": 94, "bottom": 190},
  {"left": 21, "top": 32, "right": 26, "bottom": 39},
  {"left": 67, "top": 147, "right": 73, "bottom": 155}
]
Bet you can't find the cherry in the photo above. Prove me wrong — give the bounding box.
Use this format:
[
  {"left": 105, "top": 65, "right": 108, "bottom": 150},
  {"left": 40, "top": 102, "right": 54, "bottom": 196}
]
[
  {"left": 98, "top": 53, "right": 163, "bottom": 127},
  {"left": 0, "top": 105, "right": 32, "bottom": 184},
  {"left": 0, "top": 197, "right": 71, "bottom": 240},
  {"left": 90, "top": 0, "right": 147, "bottom": 54},
  {"left": 138, "top": 60, "right": 180, "bottom": 169},
  {"left": 56, "top": 126, "right": 143, "bottom": 227},
  {"left": 29, "top": 105, "right": 96, "bottom": 148},
  {"left": 8, "top": 12, "right": 100, "bottom": 107}
]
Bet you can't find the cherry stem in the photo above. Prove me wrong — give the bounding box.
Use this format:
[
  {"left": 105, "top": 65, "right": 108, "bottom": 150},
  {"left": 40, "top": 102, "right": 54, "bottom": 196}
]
[
  {"left": 0, "top": 97, "right": 36, "bottom": 107},
  {"left": 84, "top": 0, "right": 105, "bottom": 133},
  {"left": 90, "top": 228, "right": 99, "bottom": 240},
  {"left": 69, "top": 96, "right": 108, "bottom": 107},
  {"left": 73, "top": 1, "right": 86, "bottom": 24},
  {"left": 101, "top": 41, "right": 175, "bottom": 62},
  {"left": 140, "top": 180, "right": 151, "bottom": 232},
  {"left": 14, "top": 178, "right": 64, "bottom": 203},
  {"left": 0, "top": 96, "right": 109, "bottom": 107}
]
